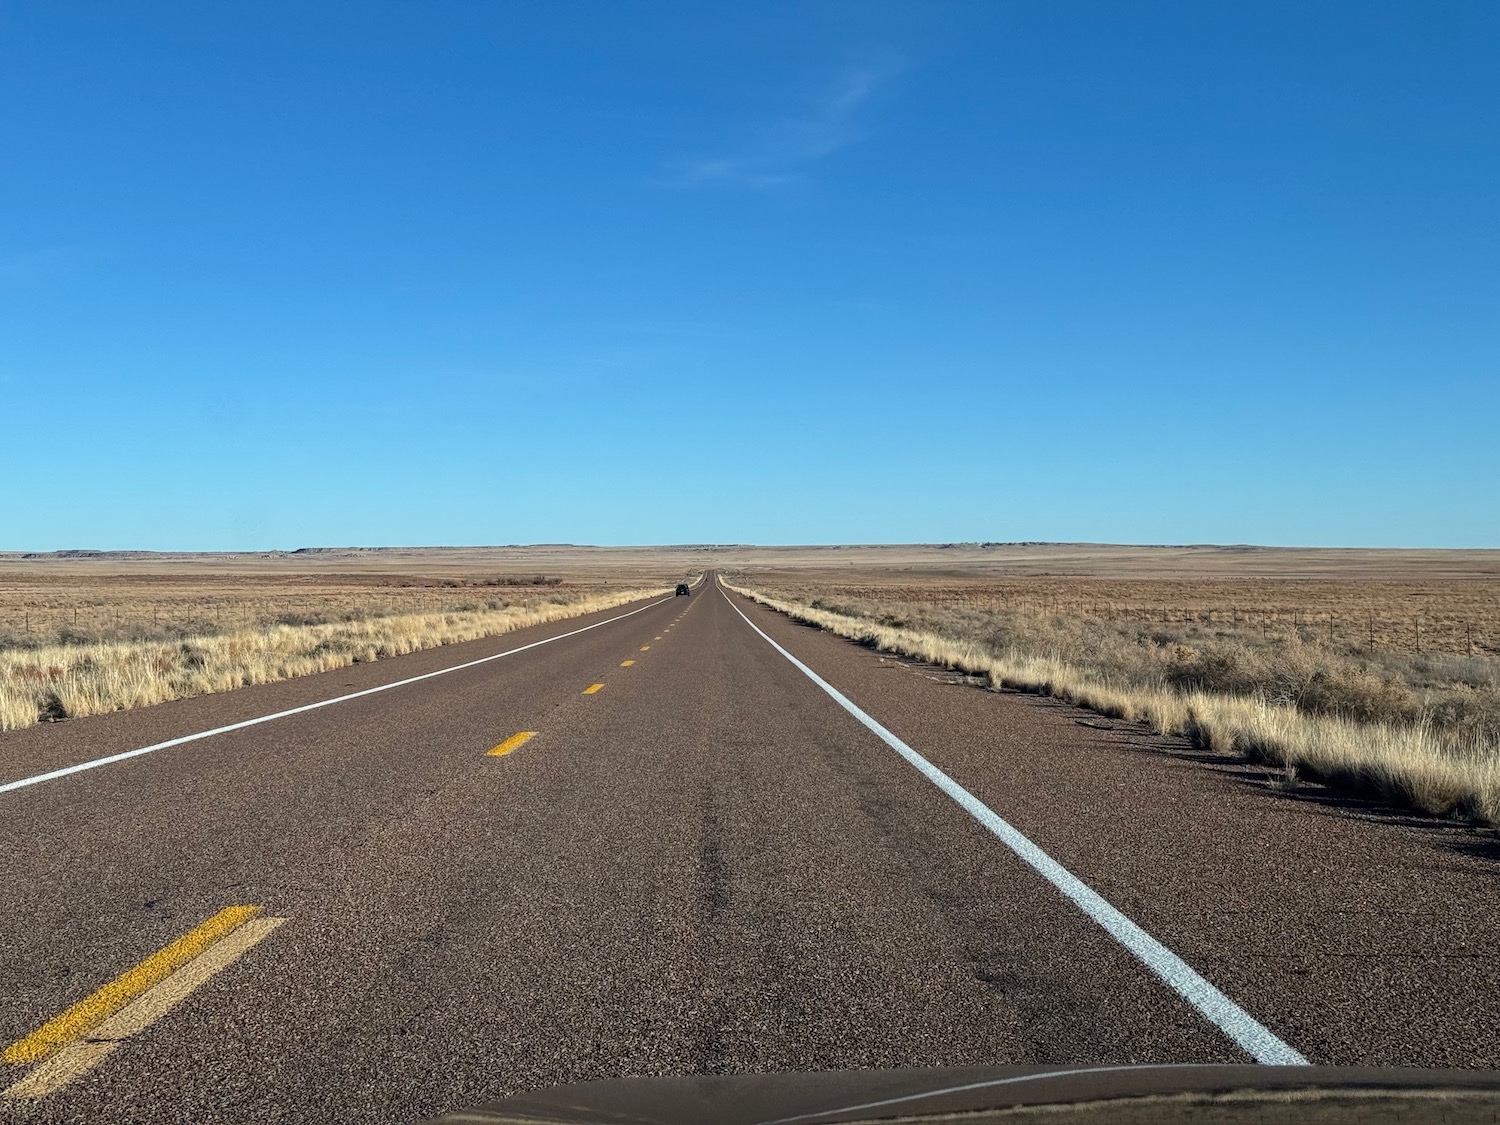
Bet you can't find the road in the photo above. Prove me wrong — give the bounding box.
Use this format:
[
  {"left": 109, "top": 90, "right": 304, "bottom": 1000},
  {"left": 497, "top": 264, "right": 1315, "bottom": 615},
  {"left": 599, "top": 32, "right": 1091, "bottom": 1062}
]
[{"left": 2, "top": 574, "right": 1497, "bottom": 1122}]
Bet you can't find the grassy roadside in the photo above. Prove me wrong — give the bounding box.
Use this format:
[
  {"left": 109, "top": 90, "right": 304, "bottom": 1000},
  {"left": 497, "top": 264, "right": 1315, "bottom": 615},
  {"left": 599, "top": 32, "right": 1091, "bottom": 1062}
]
[
  {"left": 0, "top": 587, "right": 669, "bottom": 732},
  {"left": 725, "top": 581, "right": 1500, "bottom": 826}
]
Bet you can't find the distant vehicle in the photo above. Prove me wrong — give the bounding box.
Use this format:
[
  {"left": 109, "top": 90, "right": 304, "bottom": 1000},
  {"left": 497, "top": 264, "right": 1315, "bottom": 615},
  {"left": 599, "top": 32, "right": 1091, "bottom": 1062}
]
[{"left": 675, "top": 583, "right": 691, "bottom": 596}]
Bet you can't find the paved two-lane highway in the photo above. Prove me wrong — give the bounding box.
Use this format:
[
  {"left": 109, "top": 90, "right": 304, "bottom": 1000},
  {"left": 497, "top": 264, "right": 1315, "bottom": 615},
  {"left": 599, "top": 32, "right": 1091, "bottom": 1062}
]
[{"left": 3, "top": 575, "right": 1498, "bottom": 1121}]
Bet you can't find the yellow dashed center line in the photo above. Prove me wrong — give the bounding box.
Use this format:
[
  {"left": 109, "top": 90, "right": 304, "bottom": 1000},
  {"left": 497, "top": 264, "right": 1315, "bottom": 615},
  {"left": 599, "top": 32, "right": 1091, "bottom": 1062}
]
[
  {"left": 640, "top": 645, "right": 650, "bottom": 651},
  {"left": 620, "top": 660, "right": 635, "bottom": 667},
  {"left": 2, "top": 906, "right": 264, "bottom": 1067},
  {"left": 488, "top": 731, "right": 538, "bottom": 756},
  {"left": 583, "top": 683, "right": 604, "bottom": 694}
]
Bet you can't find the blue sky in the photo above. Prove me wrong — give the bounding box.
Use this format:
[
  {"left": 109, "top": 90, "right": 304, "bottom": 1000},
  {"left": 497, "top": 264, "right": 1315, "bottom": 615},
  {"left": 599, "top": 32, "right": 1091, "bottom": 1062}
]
[{"left": 2, "top": 2, "right": 1496, "bottom": 549}]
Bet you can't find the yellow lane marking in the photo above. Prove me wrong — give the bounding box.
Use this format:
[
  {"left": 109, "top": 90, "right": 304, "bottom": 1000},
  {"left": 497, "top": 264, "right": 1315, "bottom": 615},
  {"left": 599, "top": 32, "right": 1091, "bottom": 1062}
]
[
  {"left": 488, "top": 731, "right": 538, "bottom": 756},
  {"left": 654, "top": 635, "right": 662, "bottom": 640},
  {"left": 640, "top": 645, "right": 650, "bottom": 651},
  {"left": 4, "top": 916, "right": 286, "bottom": 1100},
  {"left": 2, "top": 906, "right": 263, "bottom": 1066},
  {"left": 620, "top": 660, "right": 635, "bottom": 667},
  {"left": 583, "top": 683, "right": 604, "bottom": 694}
]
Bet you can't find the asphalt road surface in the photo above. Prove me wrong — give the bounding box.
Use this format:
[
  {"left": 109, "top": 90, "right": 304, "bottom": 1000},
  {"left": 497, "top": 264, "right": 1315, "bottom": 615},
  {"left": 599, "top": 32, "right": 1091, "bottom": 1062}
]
[{"left": 2, "top": 574, "right": 1497, "bottom": 1123}]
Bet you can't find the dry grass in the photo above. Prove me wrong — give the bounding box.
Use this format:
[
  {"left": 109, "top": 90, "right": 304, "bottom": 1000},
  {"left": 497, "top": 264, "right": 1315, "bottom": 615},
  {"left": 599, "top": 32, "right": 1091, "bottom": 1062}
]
[
  {"left": 726, "top": 580, "right": 1500, "bottom": 826},
  {"left": 0, "top": 569, "right": 622, "bottom": 651},
  {"left": 746, "top": 577, "right": 1500, "bottom": 657},
  {"left": 0, "top": 586, "right": 669, "bottom": 732}
]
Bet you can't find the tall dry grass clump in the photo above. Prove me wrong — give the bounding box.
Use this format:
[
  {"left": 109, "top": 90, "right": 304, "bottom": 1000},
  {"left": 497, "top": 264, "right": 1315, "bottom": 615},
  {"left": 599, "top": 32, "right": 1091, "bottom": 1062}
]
[
  {"left": 726, "top": 582, "right": 1500, "bottom": 826},
  {"left": 0, "top": 587, "right": 667, "bottom": 732}
]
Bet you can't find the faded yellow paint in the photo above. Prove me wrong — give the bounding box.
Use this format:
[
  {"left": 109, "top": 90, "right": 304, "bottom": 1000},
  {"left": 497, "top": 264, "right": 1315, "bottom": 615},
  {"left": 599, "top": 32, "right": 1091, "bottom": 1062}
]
[
  {"left": 488, "top": 731, "right": 538, "bottom": 756},
  {"left": 583, "top": 683, "right": 605, "bottom": 694},
  {"left": 4, "top": 917, "right": 286, "bottom": 1100},
  {"left": 640, "top": 645, "right": 650, "bottom": 651},
  {"left": 620, "top": 660, "right": 635, "bottom": 667},
  {"left": 2, "top": 906, "right": 263, "bottom": 1065}
]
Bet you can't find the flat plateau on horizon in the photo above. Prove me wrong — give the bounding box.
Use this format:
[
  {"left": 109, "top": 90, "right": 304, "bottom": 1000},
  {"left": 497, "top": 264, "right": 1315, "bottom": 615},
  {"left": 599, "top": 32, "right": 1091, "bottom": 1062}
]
[
  {"left": 4, "top": 541, "right": 1500, "bottom": 580},
  {"left": 5, "top": 544, "right": 1496, "bottom": 696}
]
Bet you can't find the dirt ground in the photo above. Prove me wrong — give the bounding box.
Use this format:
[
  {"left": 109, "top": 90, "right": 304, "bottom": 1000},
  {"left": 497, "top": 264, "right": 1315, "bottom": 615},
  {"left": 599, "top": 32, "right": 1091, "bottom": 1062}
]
[
  {"left": 0, "top": 546, "right": 704, "bottom": 649},
  {"left": 3, "top": 543, "right": 1498, "bottom": 655}
]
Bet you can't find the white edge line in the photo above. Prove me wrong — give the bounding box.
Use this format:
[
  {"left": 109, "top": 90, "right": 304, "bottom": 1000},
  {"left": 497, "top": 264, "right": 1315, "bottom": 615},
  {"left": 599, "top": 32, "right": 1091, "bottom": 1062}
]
[
  {"left": 0, "top": 596, "right": 673, "bottom": 797},
  {"left": 721, "top": 586, "right": 1307, "bottom": 1067}
]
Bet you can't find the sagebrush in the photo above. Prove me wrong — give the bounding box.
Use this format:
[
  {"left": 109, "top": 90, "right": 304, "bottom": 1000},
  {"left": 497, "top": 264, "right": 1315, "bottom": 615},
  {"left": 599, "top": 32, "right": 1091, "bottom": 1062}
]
[
  {"left": 0, "top": 588, "right": 666, "bottom": 732},
  {"left": 727, "top": 580, "right": 1500, "bottom": 825}
]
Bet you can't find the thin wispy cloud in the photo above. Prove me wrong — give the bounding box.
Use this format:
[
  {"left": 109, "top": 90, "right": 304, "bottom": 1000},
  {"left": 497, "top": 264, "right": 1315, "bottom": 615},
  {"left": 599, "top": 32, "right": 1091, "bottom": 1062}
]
[{"left": 657, "top": 52, "right": 905, "bottom": 190}]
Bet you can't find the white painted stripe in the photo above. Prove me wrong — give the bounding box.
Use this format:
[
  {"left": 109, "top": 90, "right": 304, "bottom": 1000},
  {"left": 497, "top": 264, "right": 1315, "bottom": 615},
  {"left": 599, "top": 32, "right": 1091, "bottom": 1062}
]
[
  {"left": 723, "top": 588, "right": 1307, "bottom": 1067},
  {"left": 0, "top": 596, "right": 673, "bottom": 797}
]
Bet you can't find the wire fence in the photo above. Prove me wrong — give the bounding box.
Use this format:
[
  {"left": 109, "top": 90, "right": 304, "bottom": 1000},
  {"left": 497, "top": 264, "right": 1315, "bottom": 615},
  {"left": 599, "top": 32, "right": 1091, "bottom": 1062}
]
[{"left": 0, "top": 583, "right": 595, "bottom": 651}]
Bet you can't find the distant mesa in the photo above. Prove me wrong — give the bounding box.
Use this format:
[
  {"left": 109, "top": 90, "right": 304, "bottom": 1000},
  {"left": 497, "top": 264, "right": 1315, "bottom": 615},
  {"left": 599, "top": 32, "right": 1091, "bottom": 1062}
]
[
  {"left": 291, "top": 546, "right": 384, "bottom": 554},
  {"left": 20, "top": 549, "right": 156, "bottom": 559}
]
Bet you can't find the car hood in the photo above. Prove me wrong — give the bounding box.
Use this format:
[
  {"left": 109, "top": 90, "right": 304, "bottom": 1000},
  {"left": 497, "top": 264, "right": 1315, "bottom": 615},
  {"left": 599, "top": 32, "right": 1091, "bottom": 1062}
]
[{"left": 425, "top": 1064, "right": 1500, "bottom": 1124}]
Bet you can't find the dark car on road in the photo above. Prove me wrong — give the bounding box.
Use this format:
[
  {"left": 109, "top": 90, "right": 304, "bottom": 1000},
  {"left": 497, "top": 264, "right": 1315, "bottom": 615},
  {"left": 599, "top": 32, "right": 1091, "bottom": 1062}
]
[{"left": 675, "top": 583, "right": 691, "bottom": 596}]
